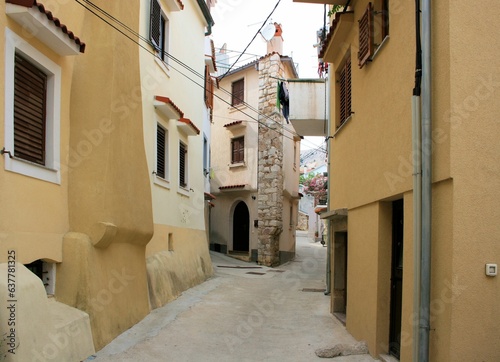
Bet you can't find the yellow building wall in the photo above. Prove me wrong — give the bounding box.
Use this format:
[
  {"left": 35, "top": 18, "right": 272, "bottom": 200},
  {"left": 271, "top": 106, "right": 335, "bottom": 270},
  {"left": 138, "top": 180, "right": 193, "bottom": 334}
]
[
  {"left": 447, "top": 1, "right": 500, "bottom": 360},
  {"left": 324, "top": 0, "right": 494, "bottom": 360},
  {"left": 60, "top": 0, "right": 154, "bottom": 350},
  {"left": 0, "top": 12, "right": 78, "bottom": 264}
]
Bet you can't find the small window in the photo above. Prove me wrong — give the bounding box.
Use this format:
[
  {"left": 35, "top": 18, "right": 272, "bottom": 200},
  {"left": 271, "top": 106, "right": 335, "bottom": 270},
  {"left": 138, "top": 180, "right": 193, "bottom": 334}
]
[
  {"left": 338, "top": 55, "right": 352, "bottom": 127},
  {"left": 231, "top": 136, "right": 244, "bottom": 164},
  {"left": 150, "top": 0, "right": 169, "bottom": 62},
  {"left": 4, "top": 28, "right": 61, "bottom": 184},
  {"left": 231, "top": 78, "right": 244, "bottom": 106},
  {"left": 179, "top": 141, "right": 187, "bottom": 187},
  {"left": 358, "top": 1, "right": 390, "bottom": 68},
  {"left": 156, "top": 124, "right": 168, "bottom": 179}
]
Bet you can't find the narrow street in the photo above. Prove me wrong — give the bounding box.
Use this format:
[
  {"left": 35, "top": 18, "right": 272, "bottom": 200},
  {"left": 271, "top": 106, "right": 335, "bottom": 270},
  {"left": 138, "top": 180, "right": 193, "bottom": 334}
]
[{"left": 89, "top": 232, "right": 376, "bottom": 362}]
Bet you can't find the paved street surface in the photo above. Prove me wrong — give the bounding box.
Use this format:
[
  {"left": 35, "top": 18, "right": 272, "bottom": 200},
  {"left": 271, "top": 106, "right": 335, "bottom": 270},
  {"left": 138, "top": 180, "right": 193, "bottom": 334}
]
[{"left": 89, "top": 232, "right": 377, "bottom": 362}]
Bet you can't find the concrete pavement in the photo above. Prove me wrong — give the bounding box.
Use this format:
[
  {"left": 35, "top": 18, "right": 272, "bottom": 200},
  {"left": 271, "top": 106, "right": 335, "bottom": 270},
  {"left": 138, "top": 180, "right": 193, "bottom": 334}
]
[{"left": 88, "top": 232, "right": 377, "bottom": 362}]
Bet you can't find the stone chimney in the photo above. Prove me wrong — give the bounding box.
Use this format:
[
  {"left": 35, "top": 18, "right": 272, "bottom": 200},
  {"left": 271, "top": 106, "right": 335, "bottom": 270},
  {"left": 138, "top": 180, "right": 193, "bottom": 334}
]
[{"left": 267, "top": 23, "right": 283, "bottom": 55}]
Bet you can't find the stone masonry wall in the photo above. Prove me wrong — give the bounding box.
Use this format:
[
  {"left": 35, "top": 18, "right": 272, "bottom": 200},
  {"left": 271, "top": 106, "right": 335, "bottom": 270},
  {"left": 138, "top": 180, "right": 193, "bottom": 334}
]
[{"left": 257, "top": 54, "right": 286, "bottom": 266}]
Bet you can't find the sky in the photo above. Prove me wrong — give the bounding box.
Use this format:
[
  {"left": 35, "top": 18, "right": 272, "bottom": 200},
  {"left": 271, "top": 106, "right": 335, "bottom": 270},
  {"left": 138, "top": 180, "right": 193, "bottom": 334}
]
[{"left": 210, "top": 0, "right": 328, "bottom": 151}]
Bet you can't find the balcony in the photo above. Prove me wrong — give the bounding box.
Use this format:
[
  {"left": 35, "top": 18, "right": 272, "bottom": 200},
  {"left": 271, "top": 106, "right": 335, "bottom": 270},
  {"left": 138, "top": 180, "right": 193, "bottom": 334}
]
[
  {"left": 289, "top": 79, "right": 327, "bottom": 137},
  {"left": 320, "top": 12, "right": 354, "bottom": 64}
]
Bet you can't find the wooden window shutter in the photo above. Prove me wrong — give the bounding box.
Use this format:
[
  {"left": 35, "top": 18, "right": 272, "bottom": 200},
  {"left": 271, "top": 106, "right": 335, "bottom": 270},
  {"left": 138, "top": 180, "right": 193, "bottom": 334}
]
[
  {"left": 179, "top": 142, "right": 187, "bottom": 187},
  {"left": 231, "top": 79, "right": 244, "bottom": 106},
  {"left": 156, "top": 125, "right": 166, "bottom": 179},
  {"left": 231, "top": 137, "right": 244, "bottom": 163},
  {"left": 150, "top": 0, "right": 161, "bottom": 49},
  {"left": 13, "top": 53, "right": 47, "bottom": 165},
  {"left": 358, "top": 2, "right": 374, "bottom": 68},
  {"left": 204, "top": 66, "right": 214, "bottom": 109},
  {"left": 339, "top": 56, "right": 352, "bottom": 126}
]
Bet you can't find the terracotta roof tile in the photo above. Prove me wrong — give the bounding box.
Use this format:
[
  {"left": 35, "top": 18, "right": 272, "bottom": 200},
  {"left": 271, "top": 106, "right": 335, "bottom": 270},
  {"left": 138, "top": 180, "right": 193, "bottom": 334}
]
[
  {"left": 7, "top": 0, "right": 86, "bottom": 53},
  {"left": 219, "top": 184, "right": 246, "bottom": 190},
  {"left": 223, "top": 120, "right": 243, "bottom": 128},
  {"left": 178, "top": 117, "right": 200, "bottom": 135},
  {"left": 154, "top": 96, "right": 184, "bottom": 118}
]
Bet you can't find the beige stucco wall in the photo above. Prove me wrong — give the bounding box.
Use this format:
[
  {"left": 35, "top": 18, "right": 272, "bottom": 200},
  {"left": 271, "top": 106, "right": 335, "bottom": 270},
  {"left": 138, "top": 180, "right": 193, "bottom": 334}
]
[
  {"left": 209, "top": 194, "right": 258, "bottom": 251},
  {"left": 0, "top": 8, "right": 80, "bottom": 264},
  {"left": 211, "top": 66, "right": 260, "bottom": 192},
  {"left": 326, "top": 0, "right": 499, "bottom": 360},
  {"left": 139, "top": 0, "right": 213, "bottom": 308},
  {"left": 64, "top": 0, "right": 153, "bottom": 350}
]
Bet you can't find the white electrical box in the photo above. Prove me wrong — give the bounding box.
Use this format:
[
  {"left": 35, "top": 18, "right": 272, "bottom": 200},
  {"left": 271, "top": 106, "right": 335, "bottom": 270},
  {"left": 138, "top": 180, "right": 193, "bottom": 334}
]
[{"left": 485, "top": 264, "right": 497, "bottom": 277}]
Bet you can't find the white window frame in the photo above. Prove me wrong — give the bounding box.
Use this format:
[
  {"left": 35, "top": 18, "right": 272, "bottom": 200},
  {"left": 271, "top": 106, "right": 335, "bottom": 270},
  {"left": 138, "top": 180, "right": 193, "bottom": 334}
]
[{"left": 4, "top": 28, "right": 61, "bottom": 184}]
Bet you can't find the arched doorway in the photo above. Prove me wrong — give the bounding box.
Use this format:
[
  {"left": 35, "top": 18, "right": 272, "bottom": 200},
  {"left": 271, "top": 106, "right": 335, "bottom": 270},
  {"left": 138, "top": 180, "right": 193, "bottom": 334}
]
[{"left": 232, "top": 201, "right": 250, "bottom": 252}]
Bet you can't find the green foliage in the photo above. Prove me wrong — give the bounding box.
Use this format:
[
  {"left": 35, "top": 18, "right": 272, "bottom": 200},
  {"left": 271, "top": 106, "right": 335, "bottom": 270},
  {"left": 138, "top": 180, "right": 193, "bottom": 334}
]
[{"left": 327, "top": 5, "right": 344, "bottom": 17}]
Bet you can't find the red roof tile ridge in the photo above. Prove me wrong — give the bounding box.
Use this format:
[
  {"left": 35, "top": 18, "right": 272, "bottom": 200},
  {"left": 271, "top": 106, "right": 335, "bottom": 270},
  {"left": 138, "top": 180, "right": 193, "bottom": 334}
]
[
  {"left": 223, "top": 120, "right": 243, "bottom": 128},
  {"left": 7, "top": 0, "right": 86, "bottom": 53},
  {"left": 155, "top": 95, "right": 185, "bottom": 118},
  {"left": 178, "top": 118, "right": 200, "bottom": 135}
]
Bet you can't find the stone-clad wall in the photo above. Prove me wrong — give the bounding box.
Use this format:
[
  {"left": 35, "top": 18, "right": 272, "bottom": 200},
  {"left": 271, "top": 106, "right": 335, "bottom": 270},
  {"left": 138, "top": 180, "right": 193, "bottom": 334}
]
[{"left": 257, "top": 54, "right": 286, "bottom": 266}]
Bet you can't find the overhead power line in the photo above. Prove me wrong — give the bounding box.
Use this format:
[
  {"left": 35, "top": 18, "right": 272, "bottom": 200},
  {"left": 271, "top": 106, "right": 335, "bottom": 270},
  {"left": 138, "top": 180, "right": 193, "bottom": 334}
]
[
  {"left": 73, "top": 0, "right": 325, "bottom": 152},
  {"left": 218, "top": 0, "right": 282, "bottom": 80}
]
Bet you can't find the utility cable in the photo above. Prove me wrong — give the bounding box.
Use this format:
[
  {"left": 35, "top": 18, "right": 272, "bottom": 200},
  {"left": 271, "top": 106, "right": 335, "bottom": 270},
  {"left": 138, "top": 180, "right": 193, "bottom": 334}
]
[
  {"left": 219, "top": 0, "right": 282, "bottom": 80},
  {"left": 74, "top": 0, "right": 324, "bottom": 151}
]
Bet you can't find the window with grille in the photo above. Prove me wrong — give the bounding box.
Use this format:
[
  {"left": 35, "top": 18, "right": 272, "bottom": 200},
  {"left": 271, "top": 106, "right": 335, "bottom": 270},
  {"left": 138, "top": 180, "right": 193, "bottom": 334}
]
[
  {"left": 156, "top": 124, "right": 168, "bottom": 179},
  {"left": 179, "top": 141, "right": 187, "bottom": 187},
  {"left": 231, "top": 136, "right": 244, "bottom": 164},
  {"left": 13, "top": 53, "right": 47, "bottom": 165},
  {"left": 338, "top": 55, "right": 352, "bottom": 127},
  {"left": 150, "top": 0, "right": 169, "bottom": 62},
  {"left": 231, "top": 78, "right": 244, "bottom": 106}
]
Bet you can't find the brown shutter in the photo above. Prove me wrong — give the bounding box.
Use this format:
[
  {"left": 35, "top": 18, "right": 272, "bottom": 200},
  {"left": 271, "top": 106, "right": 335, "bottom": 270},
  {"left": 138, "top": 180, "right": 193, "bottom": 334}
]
[
  {"left": 358, "top": 2, "right": 374, "bottom": 68},
  {"left": 179, "top": 142, "right": 187, "bottom": 187},
  {"left": 231, "top": 137, "right": 244, "bottom": 163},
  {"left": 339, "top": 56, "right": 352, "bottom": 126},
  {"left": 13, "top": 53, "right": 47, "bottom": 165},
  {"left": 150, "top": 0, "right": 161, "bottom": 49},
  {"left": 157, "top": 125, "right": 166, "bottom": 179},
  {"left": 204, "top": 66, "right": 214, "bottom": 109},
  {"left": 231, "top": 79, "right": 244, "bottom": 106}
]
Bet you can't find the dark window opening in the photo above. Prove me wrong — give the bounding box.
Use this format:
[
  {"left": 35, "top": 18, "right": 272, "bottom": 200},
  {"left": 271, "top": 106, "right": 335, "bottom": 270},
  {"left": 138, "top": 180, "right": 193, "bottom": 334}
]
[
  {"left": 157, "top": 124, "right": 166, "bottom": 179},
  {"left": 179, "top": 142, "right": 187, "bottom": 187}
]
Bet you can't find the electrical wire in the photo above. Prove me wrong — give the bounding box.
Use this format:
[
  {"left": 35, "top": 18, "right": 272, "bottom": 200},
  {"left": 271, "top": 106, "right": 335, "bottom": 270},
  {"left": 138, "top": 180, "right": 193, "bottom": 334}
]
[
  {"left": 74, "top": 0, "right": 324, "bottom": 151},
  {"left": 218, "top": 0, "right": 282, "bottom": 80}
]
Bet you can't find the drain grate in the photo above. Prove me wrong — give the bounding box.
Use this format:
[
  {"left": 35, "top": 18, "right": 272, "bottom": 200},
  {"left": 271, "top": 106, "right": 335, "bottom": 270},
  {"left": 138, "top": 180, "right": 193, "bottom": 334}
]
[
  {"left": 217, "top": 265, "right": 262, "bottom": 269},
  {"left": 302, "top": 288, "right": 326, "bottom": 293},
  {"left": 246, "top": 271, "right": 266, "bottom": 275}
]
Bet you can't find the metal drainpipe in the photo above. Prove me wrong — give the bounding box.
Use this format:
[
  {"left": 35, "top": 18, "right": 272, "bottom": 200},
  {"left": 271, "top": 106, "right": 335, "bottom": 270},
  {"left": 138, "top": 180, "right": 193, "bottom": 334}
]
[
  {"left": 419, "top": 0, "right": 432, "bottom": 360},
  {"left": 325, "top": 75, "right": 332, "bottom": 296},
  {"left": 412, "top": 0, "right": 422, "bottom": 360}
]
